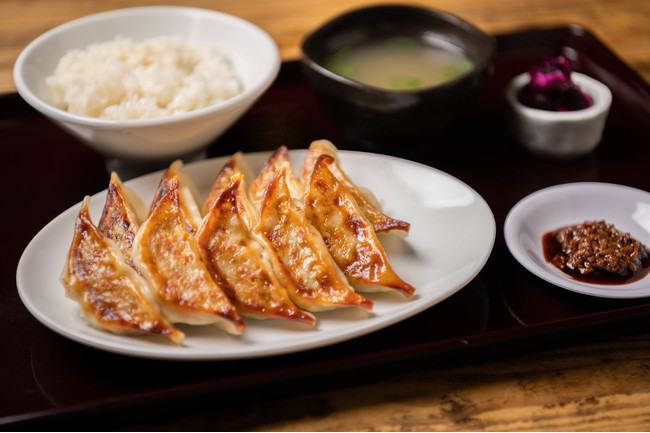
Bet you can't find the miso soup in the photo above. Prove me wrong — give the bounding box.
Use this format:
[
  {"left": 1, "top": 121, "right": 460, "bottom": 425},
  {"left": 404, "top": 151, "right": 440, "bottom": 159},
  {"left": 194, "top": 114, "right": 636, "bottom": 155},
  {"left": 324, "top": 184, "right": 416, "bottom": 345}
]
[{"left": 324, "top": 37, "right": 473, "bottom": 91}]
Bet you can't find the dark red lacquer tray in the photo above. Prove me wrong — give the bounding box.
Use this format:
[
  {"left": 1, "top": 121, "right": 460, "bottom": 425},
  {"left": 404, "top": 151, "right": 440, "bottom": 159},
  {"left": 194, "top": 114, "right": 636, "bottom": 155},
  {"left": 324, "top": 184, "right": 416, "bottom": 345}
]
[{"left": 4, "top": 26, "right": 650, "bottom": 428}]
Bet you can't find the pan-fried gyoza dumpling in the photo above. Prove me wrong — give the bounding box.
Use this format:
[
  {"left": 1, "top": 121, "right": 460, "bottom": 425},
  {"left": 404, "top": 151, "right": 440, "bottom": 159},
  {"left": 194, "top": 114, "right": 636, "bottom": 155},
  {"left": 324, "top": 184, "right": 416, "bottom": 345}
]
[
  {"left": 149, "top": 160, "right": 203, "bottom": 231},
  {"left": 202, "top": 152, "right": 258, "bottom": 228},
  {"left": 253, "top": 164, "right": 373, "bottom": 312},
  {"left": 61, "top": 196, "right": 184, "bottom": 343},
  {"left": 249, "top": 146, "right": 303, "bottom": 210},
  {"left": 196, "top": 174, "right": 316, "bottom": 325},
  {"left": 298, "top": 140, "right": 410, "bottom": 235},
  {"left": 133, "top": 175, "right": 245, "bottom": 335},
  {"left": 306, "top": 155, "right": 416, "bottom": 298},
  {"left": 97, "top": 172, "right": 147, "bottom": 269}
]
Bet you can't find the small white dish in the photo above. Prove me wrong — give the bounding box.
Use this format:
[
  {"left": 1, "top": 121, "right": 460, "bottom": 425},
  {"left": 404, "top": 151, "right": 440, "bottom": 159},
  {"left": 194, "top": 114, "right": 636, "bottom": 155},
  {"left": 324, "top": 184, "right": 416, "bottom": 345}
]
[
  {"left": 16, "top": 150, "right": 495, "bottom": 360},
  {"left": 505, "top": 72, "right": 612, "bottom": 158},
  {"left": 13, "top": 6, "right": 281, "bottom": 161},
  {"left": 504, "top": 182, "right": 650, "bottom": 298}
]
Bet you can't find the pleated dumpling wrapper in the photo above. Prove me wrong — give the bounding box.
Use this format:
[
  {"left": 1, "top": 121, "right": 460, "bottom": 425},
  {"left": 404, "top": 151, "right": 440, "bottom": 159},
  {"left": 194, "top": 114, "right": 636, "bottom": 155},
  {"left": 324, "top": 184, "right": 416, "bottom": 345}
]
[
  {"left": 249, "top": 145, "right": 304, "bottom": 210},
  {"left": 202, "top": 152, "right": 258, "bottom": 229},
  {"left": 148, "top": 159, "right": 203, "bottom": 232},
  {"left": 299, "top": 140, "right": 410, "bottom": 236},
  {"left": 305, "top": 155, "right": 415, "bottom": 297},
  {"left": 97, "top": 172, "right": 148, "bottom": 269},
  {"left": 132, "top": 175, "right": 245, "bottom": 335},
  {"left": 253, "top": 164, "right": 373, "bottom": 312},
  {"left": 60, "top": 196, "right": 185, "bottom": 344},
  {"left": 196, "top": 173, "right": 316, "bottom": 325}
]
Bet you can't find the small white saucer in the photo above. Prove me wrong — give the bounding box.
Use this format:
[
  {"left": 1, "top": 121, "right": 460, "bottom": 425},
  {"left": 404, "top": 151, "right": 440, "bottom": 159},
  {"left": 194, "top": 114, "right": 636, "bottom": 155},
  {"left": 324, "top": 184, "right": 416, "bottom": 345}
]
[{"left": 504, "top": 182, "right": 650, "bottom": 298}]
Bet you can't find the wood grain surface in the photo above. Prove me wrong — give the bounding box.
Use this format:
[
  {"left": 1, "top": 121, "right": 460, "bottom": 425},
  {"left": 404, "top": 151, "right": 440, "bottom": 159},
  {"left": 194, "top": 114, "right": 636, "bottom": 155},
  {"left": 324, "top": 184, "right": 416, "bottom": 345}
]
[
  {"left": 120, "top": 333, "right": 650, "bottom": 431},
  {"left": 3, "top": 0, "right": 650, "bottom": 431}
]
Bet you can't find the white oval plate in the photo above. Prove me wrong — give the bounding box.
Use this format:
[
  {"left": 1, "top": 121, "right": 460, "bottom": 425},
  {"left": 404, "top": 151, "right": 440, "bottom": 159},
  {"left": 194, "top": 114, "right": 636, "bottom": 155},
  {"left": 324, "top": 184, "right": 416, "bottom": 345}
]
[
  {"left": 504, "top": 182, "right": 650, "bottom": 299},
  {"left": 16, "top": 150, "right": 495, "bottom": 360}
]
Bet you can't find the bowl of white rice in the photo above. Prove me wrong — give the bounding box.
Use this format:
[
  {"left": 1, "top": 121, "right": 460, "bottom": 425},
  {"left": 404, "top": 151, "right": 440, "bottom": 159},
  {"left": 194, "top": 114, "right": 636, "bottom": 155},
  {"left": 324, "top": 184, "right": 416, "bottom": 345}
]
[{"left": 13, "top": 6, "right": 280, "bottom": 162}]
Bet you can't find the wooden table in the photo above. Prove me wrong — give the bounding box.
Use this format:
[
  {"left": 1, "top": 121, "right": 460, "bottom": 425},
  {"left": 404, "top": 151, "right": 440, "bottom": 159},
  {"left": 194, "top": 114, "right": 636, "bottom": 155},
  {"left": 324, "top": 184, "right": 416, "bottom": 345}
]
[{"left": 3, "top": 0, "right": 650, "bottom": 431}]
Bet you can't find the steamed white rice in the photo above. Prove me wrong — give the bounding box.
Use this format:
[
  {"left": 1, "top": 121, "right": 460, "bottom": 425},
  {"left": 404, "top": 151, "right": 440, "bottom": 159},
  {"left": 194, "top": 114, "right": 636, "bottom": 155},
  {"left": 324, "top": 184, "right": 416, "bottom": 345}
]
[{"left": 45, "top": 35, "right": 242, "bottom": 120}]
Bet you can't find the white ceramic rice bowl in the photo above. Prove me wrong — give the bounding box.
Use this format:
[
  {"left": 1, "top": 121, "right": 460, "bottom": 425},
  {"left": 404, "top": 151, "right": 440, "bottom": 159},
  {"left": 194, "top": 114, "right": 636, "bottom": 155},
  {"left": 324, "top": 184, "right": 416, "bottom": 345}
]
[{"left": 13, "top": 6, "right": 281, "bottom": 160}]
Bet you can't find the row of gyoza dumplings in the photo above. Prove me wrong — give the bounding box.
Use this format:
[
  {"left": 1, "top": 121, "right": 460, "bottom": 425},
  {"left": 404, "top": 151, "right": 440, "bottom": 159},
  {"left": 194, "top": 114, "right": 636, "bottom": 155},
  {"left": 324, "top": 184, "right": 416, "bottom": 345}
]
[{"left": 60, "top": 140, "right": 415, "bottom": 344}]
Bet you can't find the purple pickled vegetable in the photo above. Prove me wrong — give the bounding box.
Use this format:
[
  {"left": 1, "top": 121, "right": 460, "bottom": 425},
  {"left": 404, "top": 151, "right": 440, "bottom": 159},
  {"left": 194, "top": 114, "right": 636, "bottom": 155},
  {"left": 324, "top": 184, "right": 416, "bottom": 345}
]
[{"left": 517, "top": 56, "right": 593, "bottom": 111}]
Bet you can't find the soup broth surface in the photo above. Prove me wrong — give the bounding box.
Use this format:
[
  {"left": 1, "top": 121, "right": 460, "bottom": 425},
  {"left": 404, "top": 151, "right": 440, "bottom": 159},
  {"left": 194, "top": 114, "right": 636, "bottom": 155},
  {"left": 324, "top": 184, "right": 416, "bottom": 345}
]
[{"left": 324, "top": 37, "right": 473, "bottom": 90}]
